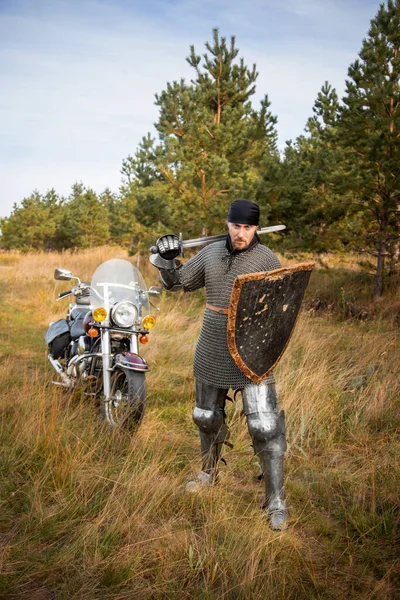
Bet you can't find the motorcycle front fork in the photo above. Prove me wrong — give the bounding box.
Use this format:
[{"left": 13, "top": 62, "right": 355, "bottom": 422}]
[
  {"left": 101, "top": 329, "right": 111, "bottom": 399},
  {"left": 101, "top": 330, "right": 139, "bottom": 400}
]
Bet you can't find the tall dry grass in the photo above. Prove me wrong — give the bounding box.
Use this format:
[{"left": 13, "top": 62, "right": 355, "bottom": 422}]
[{"left": 0, "top": 249, "right": 399, "bottom": 599}]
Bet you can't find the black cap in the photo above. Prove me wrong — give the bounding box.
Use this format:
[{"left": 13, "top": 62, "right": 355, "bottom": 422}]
[{"left": 227, "top": 199, "right": 260, "bottom": 226}]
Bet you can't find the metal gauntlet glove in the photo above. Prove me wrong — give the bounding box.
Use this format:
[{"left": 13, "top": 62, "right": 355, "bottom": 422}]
[
  {"left": 156, "top": 234, "right": 180, "bottom": 260},
  {"left": 149, "top": 234, "right": 182, "bottom": 290}
]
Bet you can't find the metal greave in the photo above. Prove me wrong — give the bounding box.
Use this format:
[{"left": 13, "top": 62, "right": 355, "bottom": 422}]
[
  {"left": 257, "top": 450, "right": 285, "bottom": 511},
  {"left": 193, "top": 380, "right": 229, "bottom": 477},
  {"left": 198, "top": 427, "right": 228, "bottom": 474}
]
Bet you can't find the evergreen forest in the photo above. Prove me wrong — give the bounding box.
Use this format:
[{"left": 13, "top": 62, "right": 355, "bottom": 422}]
[{"left": 1, "top": 1, "right": 399, "bottom": 297}]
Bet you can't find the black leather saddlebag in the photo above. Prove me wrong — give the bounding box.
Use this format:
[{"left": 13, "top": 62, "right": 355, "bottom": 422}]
[{"left": 45, "top": 319, "right": 71, "bottom": 359}]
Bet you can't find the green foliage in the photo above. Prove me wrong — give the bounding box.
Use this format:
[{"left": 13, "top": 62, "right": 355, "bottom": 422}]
[
  {"left": 1, "top": 184, "right": 111, "bottom": 251},
  {"left": 122, "top": 28, "right": 278, "bottom": 247},
  {"left": 338, "top": 0, "right": 400, "bottom": 295},
  {"left": 271, "top": 82, "right": 346, "bottom": 252},
  {"left": 121, "top": 135, "right": 171, "bottom": 252},
  {"left": 54, "top": 183, "right": 110, "bottom": 250},
  {"left": 0, "top": 190, "right": 62, "bottom": 251},
  {"left": 271, "top": 0, "right": 400, "bottom": 296}
]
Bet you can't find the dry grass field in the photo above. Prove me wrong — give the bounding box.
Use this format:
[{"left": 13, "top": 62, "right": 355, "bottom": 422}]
[{"left": 0, "top": 248, "right": 399, "bottom": 599}]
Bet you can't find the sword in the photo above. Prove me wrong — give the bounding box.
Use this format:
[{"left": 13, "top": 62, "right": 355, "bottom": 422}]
[
  {"left": 179, "top": 225, "right": 286, "bottom": 250},
  {"left": 178, "top": 225, "right": 285, "bottom": 256},
  {"left": 150, "top": 225, "right": 286, "bottom": 261}
]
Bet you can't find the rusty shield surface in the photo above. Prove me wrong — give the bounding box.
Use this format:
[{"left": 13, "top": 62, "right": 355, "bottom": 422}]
[{"left": 227, "top": 262, "right": 314, "bottom": 384}]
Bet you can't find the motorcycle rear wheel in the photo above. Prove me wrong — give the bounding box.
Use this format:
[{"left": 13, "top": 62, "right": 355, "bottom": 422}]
[{"left": 102, "top": 369, "right": 146, "bottom": 430}]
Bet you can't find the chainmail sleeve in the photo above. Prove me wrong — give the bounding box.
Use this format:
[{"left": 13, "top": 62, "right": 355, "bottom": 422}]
[{"left": 178, "top": 247, "right": 207, "bottom": 292}]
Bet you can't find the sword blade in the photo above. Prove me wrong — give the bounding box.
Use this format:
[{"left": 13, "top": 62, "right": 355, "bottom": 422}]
[{"left": 181, "top": 225, "right": 286, "bottom": 249}]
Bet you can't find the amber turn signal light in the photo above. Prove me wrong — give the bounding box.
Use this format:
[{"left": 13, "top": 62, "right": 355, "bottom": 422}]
[
  {"left": 88, "top": 327, "right": 99, "bottom": 338},
  {"left": 139, "top": 334, "right": 149, "bottom": 344}
]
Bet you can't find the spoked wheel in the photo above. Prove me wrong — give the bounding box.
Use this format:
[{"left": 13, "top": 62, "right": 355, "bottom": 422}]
[{"left": 102, "top": 369, "right": 146, "bottom": 430}]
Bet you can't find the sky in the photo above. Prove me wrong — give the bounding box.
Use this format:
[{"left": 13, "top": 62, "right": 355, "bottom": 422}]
[{"left": 0, "top": 0, "right": 383, "bottom": 218}]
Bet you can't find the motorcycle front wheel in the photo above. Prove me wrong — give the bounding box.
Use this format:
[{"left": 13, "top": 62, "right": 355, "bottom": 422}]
[{"left": 102, "top": 369, "right": 146, "bottom": 430}]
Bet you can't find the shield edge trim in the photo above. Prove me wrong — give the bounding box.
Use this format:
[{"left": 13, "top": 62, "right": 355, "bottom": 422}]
[{"left": 227, "top": 261, "right": 315, "bottom": 384}]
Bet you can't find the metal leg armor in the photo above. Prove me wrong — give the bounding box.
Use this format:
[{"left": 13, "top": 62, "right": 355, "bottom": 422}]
[
  {"left": 186, "top": 380, "right": 229, "bottom": 489},
  {"left": 242, "top": 382, "right": 288, "bottom": 530}
]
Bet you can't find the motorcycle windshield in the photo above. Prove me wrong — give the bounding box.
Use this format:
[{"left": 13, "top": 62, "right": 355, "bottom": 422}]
[{"left": 90, "top": 259, "right": 150, "bottom": 314}]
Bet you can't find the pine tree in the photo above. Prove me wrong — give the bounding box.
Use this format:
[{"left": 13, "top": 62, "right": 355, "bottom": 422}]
[
  {"left": 120, "top": 134, "right": 170, "bottom": 252},
  {"left": 99, "top": 188, "right": 131, "bottom": 247},
  {"left": 54, "top": 184, "right": 110, "bottom": 249},
  {"left": 122, "top": 29, "right": 278, "bottom": 241},
  {"left": 271, "top": 82, "right": 345, "bottom": 251},
  {"left": 339, "top": 0, "right": 400, "bottom": 296},
  {"left": 0, "top": 190, "right": 61, "bottom": 251},
  {"left": 301, "top": 82, "right": 349, "bottom": 250}
]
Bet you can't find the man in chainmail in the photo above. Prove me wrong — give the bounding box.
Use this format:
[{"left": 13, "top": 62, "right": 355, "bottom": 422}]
[{"left": 150, "top": 199, "right": 288, "bottom": 530}]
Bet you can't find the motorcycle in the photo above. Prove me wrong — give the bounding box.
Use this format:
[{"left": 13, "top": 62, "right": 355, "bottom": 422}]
[{"left": 45, "top": 258, "right": 160, "bottom": 429}]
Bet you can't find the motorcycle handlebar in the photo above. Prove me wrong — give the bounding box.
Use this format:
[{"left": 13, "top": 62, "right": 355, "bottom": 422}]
[{"left": 58, "top": 290, "right": 72, "bottom": 298}]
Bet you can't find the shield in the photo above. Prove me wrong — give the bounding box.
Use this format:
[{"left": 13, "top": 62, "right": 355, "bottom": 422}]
[{"left": 227, "top": 262, "right": 315, "bottom": 384}]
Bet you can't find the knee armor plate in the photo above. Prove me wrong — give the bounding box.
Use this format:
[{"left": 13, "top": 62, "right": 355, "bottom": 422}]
[
  {"left": 193, "top": 406, "right": 224, "bottom": 434},
  {"left": 246, "top": 409, "right": 285, "bottom": 443}
]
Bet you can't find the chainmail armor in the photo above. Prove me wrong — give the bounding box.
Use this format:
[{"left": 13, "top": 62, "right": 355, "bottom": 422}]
[{"left": 179, "top": 239, "right": 281, "bottom": 389}]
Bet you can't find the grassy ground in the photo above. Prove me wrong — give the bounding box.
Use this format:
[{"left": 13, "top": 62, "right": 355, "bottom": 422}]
[{"left": 0, "top": 248, "right": 399, "bottom": 599}]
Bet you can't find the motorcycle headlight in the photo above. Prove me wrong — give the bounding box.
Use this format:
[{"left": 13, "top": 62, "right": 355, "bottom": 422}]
[{"left": 111, "top": 301, "right": 138, "bottom": 328}]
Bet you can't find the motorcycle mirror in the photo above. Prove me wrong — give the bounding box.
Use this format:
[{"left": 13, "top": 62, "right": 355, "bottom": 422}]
[
  {"left": 148, "top": 286, "right": 162, "bottom": 296},
  {"left": 54, "top": 268, "right": 73, "bottom": 281}
]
